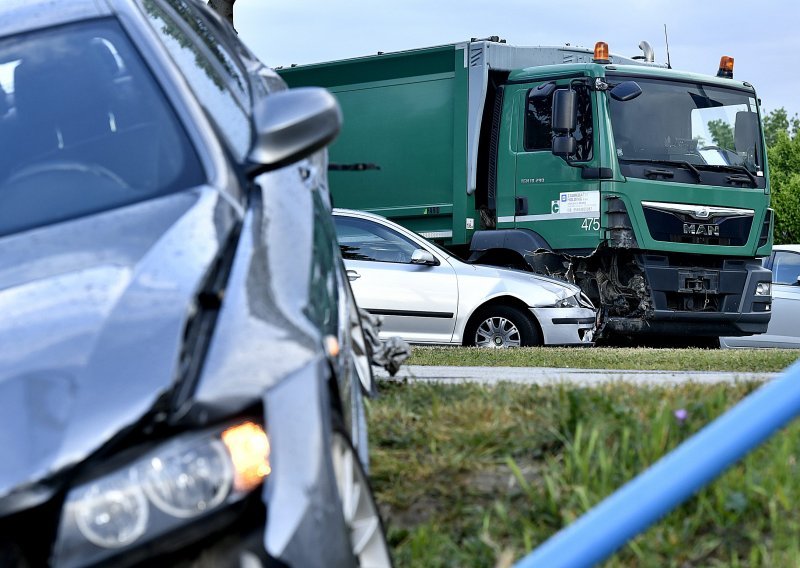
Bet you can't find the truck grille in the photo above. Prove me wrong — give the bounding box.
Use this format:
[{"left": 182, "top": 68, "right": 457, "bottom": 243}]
[{"left": 641, "top": 202, "right": 753, "bottom": 247}]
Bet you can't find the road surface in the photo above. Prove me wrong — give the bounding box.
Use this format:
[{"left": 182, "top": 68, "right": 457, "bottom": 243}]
[{"left": 375, "top": 365, "right": 775, "bottom": 386}]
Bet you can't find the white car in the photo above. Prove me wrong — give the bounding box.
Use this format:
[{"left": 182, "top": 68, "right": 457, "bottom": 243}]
[
  {"left": 720, "top": 244, "right": 800, "bottom": 348},
  {"left": 333, "top": 209, "right": 596, "bottom": 347}
]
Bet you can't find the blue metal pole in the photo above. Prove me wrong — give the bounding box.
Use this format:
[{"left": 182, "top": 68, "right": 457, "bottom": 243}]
[{"left": 515, "top": 360, "right": 800, "bottom": 568}]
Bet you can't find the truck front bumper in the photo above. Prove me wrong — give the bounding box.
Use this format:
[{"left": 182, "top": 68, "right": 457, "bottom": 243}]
[{"left": 606, "top": 254, "right": 772, "bottom": 337}]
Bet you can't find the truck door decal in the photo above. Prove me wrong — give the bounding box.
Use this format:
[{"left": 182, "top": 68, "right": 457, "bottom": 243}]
[{"left": 499, "top": 190, "right": 599, "bottom": 223}]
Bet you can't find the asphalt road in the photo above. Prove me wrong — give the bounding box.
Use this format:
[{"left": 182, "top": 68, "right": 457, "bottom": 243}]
[{"left": 375, "top": 365, "right": 775, "bottom": 386}]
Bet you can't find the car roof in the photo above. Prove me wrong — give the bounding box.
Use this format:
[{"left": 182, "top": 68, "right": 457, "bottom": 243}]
[
  {"left": 0, "top": 0, "right": 114, "bottom": 38},
  {"left": 773, "top": 244, "right": 800, "bottom": 254}
]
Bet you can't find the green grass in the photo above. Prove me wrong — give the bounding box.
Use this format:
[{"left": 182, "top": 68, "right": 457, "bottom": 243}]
[
  {"left": 408, "top": 346, "right": 800, "bottom": 372},
  {"left": 368, "top": 380, "right": 800, "bottom": 567}
]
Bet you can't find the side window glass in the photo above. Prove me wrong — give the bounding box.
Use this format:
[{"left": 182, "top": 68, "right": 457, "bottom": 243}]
[
  {"left": 306, "top": 193, "right": 340, "bottom": 334},
  {"left": 773, "top": 251, "right": 800, "bottom": 285},
  {"left": 143, "top": 0, "right": 251, "bottom": 160},
  {"left": 524, "top": 84, "right": 593, "bottom": 161},
  {"left": 334, "top": 217, "right": 418, "bottom": 264}
]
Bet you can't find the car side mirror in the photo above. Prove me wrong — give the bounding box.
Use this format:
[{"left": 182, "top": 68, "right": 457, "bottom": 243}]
[
  {"left": 247, "top": 87, "right": 341, "bottom": 176},
  {"left": 410, "top": 249, "right": 437, "bottom": 265}
]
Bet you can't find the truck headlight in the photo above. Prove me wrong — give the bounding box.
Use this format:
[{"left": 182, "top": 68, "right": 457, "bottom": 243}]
[
  {"left": 755, "top": 282, "right": 771, "bottom": 296},
  {"left": 54, "top": 421, "right": 269, "bottom": 567}
]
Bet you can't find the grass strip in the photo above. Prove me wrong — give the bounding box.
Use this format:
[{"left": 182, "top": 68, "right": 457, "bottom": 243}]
[
  {"left": 408, "top": 346, "right": 800, "bottom": 373},
  {"left": 369, "top": 380, "right": 800, "bottom": 567}
]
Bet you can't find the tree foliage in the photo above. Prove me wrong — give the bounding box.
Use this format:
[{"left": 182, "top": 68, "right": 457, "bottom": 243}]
[
  {"left": 707, "top": 119, "right": 734, "bottom": 150},
  {"left": 763, "top": 108, "right": 800, "bottom": 244}
]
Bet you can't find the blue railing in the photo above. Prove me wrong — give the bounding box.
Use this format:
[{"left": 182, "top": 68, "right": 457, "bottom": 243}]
[{"left": 515, "top": 360, "right": 800, "bottom": 568}]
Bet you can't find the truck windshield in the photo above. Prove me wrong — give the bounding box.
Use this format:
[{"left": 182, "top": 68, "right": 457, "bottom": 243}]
[
  {"left": 607, "top": 76, "right": 764, "bottom": 181},
  {"left": 0, "top": 19, "right": 203, "bottom": 237}
]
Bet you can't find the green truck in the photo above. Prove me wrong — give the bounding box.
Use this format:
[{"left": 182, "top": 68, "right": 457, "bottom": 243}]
[{"left": 279, "top": 38, "right": 773, "bottom": 339}]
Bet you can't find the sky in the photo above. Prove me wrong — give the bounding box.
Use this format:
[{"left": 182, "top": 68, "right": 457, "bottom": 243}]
[{"left": 232, "top": 0, "right": 800, "bottom": 123}]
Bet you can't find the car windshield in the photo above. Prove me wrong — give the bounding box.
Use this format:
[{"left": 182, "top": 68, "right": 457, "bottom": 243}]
[
  {"left": 608, "top": 76, "right": 764, "bottom": 177},
  {"left": 0, "top": 19, "right": 203, "bottom": 237}
]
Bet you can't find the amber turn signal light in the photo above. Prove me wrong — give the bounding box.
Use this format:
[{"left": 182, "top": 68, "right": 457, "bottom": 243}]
[{"left": 222, "top": 421, "right": 271, "bottom": 492}]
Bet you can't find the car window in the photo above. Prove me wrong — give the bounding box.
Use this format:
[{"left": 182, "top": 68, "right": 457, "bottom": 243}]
[
  {"left": 142, "top": 0, "right": 251, "bottom": 160},
  {"left": 306, "top": 194, "right": 340, "bottom": 335},
  {"left": 772, "top": 251, "right": 800, "bottom": 285},
  {"left": 333, "top": 216, "right": 419, "bottom": 264},
  {"left": 525, "top": 84, "right": 593, "bottom": 160},
  {"left": 0, "top": 18, "right": 204, "bottom": 237}
]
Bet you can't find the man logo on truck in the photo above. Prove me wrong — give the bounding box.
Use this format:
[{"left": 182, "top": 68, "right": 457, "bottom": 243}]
[{"left": 684, "top": 223, "right": 720, "bottom": 237}]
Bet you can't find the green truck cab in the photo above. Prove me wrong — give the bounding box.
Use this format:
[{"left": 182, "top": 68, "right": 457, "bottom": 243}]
[{"left": 280, "top": 38, "right": 773, "bottom": 339}]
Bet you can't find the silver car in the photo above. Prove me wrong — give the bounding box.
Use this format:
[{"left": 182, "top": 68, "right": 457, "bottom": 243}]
[
  {"left": 720, "top": 245, "right": 800, "bottom": 348},
  {"left": 333, "top": 209, "right": 596, "bottom": 347},
  {"left": 0, "top": 1, "right": 390, "bottom": 566}
]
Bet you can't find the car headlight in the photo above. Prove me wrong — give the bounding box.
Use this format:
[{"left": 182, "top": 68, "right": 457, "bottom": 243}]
[
  {"left": 555, "top": 293, "right": 594, "bottom": 309},
  {"left": 755, "top": 282, "right": 771, "bottom": 296},
  {"left": 54, "top": 421, "right": 269, "bottom": 567},
  {"left": 556, "top": 295, "right": 579, "bottom": 308}
]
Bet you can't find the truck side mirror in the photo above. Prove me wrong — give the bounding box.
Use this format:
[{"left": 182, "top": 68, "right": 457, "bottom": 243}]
[
  {"left": 552, "top": 89, "right": 576, "bottom": 133},
  {"left": 531, "top": 81, "right": 556, "bottom": 99},
  {"left": 610, "top": 81, "right": 642, "bottom": 102},
  {"left": 734, "top": 111, "right": 759, "bottom": 160},
  {"left": 552, "top": 89, "right": 577, "bottom": 159}
]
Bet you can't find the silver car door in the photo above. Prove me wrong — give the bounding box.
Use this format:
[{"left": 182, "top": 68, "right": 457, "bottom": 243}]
[{"left": 334, "top": 216, "right": 459, "bottom": 343}]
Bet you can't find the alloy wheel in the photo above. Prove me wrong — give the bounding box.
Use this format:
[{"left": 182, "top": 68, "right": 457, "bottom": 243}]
[
  {"left": 475, "top": 316, "right": 522, "bottom": 348},
  {"left": 331, "top": 432, "right": 392, "bottom": 568}
]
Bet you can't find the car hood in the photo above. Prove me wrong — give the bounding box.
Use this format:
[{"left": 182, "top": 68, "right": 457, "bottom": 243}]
[
  {"left": 452, "top": 260, "right": 584, "bottom": 303},
  {"left": 0, "top": 188, "right": 240, "bottom": 505}
]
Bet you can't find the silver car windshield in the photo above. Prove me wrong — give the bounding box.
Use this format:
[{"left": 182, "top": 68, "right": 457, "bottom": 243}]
[
  {"left": 608, "top": 76, "right": 764, "bottom": 177},
  {"left": 0, "top": 19, "right": 203, "bottom": 237}
]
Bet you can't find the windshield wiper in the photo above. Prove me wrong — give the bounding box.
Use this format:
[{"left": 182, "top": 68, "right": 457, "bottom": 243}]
[
  {"left": 619, "top": 158, "right": 702, "bottom": 183},
  {"left": 695, "top": 163, "right": 758, "bottom": 187}
]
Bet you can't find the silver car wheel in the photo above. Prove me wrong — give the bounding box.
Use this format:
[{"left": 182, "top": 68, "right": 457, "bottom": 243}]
[
  {"left": 331, "top": 431, "right": 393, "bottom": 568},
  {"left": 475, "top": 316, "right": 522, "bottom": 348}
]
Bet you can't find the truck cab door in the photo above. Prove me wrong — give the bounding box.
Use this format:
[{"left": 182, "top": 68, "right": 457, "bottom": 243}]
[{"left": 507, "top": 80, "right": 602, "bottom": 252}]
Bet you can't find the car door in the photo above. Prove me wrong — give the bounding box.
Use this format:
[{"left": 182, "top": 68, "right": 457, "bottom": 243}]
[{"left": 333, "top": 215, "right": 459, "bottom": 343}]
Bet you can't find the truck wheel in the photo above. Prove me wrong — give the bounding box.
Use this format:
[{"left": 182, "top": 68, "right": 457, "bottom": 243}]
[
  {"left": 466, "top": 306, "right": 540, "bottom": 348},
  {"left": 331, "top": 430, "right": 393, "bottom": 568}
]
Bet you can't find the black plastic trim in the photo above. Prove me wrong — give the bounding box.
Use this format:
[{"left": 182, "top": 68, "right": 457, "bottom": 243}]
[{"left": 367, "top": 309, "right": 454, "bottom": 319}]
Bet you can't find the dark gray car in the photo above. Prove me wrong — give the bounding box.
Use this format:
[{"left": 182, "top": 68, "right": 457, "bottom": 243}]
[{"left": 0, "top": 1, "right": 390, "bottom": 566}]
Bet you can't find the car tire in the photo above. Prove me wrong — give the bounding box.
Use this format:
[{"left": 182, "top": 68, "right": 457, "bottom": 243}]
[
  {"left": 465, "top": 305, "right": 541, "bottom": 348},
  {"left": 331, "top": 430, "right": 393, "bottom": 568}
]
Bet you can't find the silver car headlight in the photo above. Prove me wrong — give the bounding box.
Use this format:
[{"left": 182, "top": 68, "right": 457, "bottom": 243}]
[
  {"left": 555, "top": 292, "right": 594, "bottom": 309},
  {"left": 556, "top": 295, "right": 580, "bottom": 308},
  {"left": 54, "top": 421, "right": 270, "bottom": 567}
]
